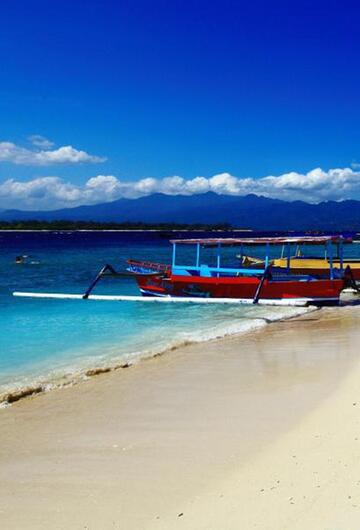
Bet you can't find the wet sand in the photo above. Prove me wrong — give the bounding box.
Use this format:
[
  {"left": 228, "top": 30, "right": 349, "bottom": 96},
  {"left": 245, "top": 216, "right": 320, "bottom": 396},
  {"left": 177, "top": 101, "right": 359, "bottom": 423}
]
[{"left": 1, "top": 305, "right": 360, "bottom": 529}]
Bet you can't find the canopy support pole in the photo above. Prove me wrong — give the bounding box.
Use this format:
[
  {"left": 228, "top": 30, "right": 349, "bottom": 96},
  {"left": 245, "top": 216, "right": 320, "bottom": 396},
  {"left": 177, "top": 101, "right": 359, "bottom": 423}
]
[
  {"left": 328, "top": 241, "right": 334, "bottom": 280},
  {"left": 217, "top": 243, "right": 221, "bottom": 277},
  {"left": 339, "top": 239, "right": 344, "bottom": 273},
  {"left": 196, "top": 243, "right": 200, "bottom": 268},
  {"left": 286, "top": 243, "right": 291, "bottom": 273},
  {"left": 172, "top": 243, "right": 177, "bottom": 268},
  {"left": 265, "top": 242, "right": 270, "bottom": 267}
]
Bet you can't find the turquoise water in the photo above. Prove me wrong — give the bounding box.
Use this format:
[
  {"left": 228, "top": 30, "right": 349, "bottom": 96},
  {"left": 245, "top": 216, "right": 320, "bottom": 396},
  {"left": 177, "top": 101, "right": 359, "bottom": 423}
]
[{"left": 1, "top": 231, "right": 342, "bottom": 397}]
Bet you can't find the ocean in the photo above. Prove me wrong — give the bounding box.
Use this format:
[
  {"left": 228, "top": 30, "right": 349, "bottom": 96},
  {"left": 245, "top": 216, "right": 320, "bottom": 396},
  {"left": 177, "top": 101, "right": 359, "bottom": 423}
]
[{"left": 0, "top": 230, "right": 333, "bottom": 400}]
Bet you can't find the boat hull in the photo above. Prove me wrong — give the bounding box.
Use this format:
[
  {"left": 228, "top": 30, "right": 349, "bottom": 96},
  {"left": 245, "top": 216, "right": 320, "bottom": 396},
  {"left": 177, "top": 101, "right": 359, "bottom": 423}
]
[{"left": 132, "top": 270, "right": 344, "bottom": 306}]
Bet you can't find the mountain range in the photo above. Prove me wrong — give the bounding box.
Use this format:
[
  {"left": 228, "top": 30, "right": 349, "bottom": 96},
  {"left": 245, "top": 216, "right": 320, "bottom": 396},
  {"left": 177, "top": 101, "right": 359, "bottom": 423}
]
[{"left": 1, "top": 192, "right": 360, "bottom": 230}]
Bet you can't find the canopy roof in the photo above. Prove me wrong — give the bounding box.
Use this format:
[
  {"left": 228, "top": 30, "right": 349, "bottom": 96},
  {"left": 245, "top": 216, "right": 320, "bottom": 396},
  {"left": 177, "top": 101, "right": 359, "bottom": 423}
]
[{"left": 170, "top": 236, "right": 346, "bottom": 246}]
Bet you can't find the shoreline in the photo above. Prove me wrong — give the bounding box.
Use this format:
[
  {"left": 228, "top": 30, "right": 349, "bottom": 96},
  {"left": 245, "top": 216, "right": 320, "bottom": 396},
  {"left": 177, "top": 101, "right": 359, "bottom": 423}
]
[
  {"left": 0, "top": 305, "right": 313, "bottom": 407},
  {"left": 1, "top": 304, "right": 360, "bottom": 528}
]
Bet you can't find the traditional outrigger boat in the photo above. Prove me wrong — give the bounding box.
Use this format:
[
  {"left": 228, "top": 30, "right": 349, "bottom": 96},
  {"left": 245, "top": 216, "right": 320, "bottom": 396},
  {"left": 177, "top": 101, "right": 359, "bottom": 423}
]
[
  {"left": 126, "top": 236, "right": 347, "bottom": 306},
  {"left": 13, "top": 236, "right": 352, "bottom": 307}
]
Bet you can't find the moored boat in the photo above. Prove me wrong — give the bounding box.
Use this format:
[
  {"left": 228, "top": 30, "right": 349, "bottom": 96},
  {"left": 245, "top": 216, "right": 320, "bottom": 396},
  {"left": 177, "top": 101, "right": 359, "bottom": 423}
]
[
  {"left": 127, "top": 236, "right": 346, "bottom": 306},
  {"left": 13, "top": 236, "right": 351, "bottom": 307}
]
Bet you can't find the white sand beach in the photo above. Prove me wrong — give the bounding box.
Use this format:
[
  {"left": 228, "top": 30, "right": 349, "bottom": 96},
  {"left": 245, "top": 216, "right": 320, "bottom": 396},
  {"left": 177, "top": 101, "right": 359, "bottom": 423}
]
[{"left": 1, "top": 305, "right": 360, "bottom": 529}]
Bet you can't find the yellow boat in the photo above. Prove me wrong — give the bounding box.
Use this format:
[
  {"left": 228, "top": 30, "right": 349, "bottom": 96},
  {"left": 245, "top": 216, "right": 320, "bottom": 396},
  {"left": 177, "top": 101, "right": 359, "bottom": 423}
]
[
  {"left": 239, "top": 244, "right": 360, "bottom": 280},
  {"left": 271, "top": 256, "right": 360, "bottom": 279}
]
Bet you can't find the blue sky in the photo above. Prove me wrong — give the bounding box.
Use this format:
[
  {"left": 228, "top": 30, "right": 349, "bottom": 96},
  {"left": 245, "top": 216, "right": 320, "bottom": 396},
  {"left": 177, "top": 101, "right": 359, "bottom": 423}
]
[{"left": 1, "top": 0, "right": 360, "bottom": 209}]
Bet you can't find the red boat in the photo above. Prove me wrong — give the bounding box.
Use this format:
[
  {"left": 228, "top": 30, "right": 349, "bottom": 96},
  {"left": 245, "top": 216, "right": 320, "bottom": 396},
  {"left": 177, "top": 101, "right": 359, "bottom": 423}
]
[{"left": 127, "top": 236, "right": 346, "bottom": 306}]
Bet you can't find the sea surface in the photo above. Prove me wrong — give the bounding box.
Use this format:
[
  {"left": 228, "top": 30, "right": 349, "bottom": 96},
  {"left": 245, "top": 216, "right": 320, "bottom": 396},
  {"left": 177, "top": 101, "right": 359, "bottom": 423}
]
[{"left": 1, "top": 231, "right": 353, "bottom": 400}]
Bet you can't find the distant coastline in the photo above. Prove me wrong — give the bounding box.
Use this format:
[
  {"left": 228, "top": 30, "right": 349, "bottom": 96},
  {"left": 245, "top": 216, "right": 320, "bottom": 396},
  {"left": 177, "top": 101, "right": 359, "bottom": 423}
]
[
  {"left": 0, "top": 220, "right": 251, "bottom": 232},
  {"left": 0, "top": 229, "right": 253, "bottom": 233}
]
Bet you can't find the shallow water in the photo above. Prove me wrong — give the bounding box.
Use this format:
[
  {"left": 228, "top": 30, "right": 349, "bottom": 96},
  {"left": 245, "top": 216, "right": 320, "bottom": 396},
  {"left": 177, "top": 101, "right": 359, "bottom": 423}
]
[{"left": 1, "top": 231, "right": 351, "bottom": 396}]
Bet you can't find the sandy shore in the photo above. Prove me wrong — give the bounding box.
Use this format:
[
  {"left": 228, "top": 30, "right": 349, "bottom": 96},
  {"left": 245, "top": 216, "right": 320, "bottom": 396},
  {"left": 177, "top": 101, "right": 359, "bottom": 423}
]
[{"left": 1, "top": 304, "right": 360, "bottom": 529}]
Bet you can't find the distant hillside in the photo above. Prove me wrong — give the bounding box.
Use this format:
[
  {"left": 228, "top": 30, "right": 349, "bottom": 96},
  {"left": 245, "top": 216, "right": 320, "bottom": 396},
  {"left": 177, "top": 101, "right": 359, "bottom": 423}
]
[{"left": 1, "top": 192, "right": 360, "bottom": 230}]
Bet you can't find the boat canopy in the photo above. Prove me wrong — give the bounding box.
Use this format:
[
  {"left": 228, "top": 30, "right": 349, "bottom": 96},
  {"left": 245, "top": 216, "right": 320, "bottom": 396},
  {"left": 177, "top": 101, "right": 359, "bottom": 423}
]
[
  {"left": 170, "top": 235, "right": 346, "bottom": 247},
  {"left": 168, "top": 235, "right": 346, "bottom": 280}
]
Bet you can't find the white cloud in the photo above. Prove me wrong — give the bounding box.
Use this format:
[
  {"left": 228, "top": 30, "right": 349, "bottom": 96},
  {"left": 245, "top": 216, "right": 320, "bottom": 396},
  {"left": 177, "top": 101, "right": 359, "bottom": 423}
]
[
  {"left": 1, "top": 167, "right": 360, "bottom": 210},
  {"left": 0, "top": 141, "right": 106, "bottom": 166},
  {"left": 28, "top": 135, "right": 54, "bottom": 150}
]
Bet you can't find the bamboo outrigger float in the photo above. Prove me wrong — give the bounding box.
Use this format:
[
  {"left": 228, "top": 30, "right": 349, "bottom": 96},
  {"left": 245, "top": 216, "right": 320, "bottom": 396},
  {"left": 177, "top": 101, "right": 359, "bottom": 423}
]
[{"left": 13, "top": 236, "right": 353, "bottom": 307}]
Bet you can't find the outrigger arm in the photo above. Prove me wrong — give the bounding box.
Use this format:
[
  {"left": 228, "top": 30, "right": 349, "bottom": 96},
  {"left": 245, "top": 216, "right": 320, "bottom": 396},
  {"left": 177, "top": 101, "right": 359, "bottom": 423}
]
[
  {"left": 82, "top": 263, "right": 120, "bottom": 299},
  {"left": 344, "top": 265, "right": 360, "bottom": 293},
  {"left": 253, "top": 265, "right": 272, "bottom": 304}
]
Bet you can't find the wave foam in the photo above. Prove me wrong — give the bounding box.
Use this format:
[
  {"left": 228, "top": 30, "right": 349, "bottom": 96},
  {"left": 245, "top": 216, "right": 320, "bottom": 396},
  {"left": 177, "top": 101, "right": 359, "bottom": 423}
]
[{"left": 0, "top": 305, "right": 316, "bottom": 408}]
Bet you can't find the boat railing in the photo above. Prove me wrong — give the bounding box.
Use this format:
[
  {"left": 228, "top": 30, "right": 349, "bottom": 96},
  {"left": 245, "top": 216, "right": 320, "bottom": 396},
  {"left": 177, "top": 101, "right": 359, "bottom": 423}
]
[
  {"left": 172, "top": 265, "right": 266, "bottom": 276},
  {"left": 127, "top": 259, "right": 171, "bottom": 274}
]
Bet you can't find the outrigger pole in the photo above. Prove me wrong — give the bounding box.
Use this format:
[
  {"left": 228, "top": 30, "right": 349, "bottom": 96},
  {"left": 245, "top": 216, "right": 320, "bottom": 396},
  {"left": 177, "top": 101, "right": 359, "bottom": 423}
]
[{"left": 12, "top": 292, "right": 311, "bottom": 306}]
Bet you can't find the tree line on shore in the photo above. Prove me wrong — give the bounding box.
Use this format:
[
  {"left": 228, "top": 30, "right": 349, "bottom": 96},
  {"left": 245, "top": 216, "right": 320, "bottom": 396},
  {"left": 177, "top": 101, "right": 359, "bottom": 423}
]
[{"left": 0, "top": 220, "right": 234, "bottom": 231}]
